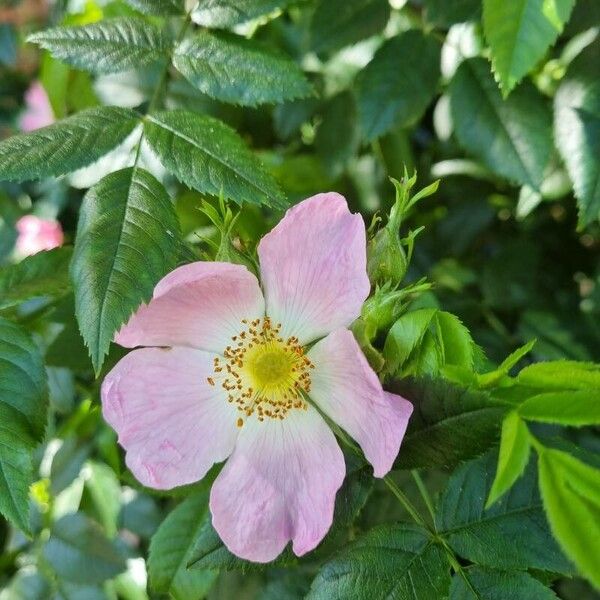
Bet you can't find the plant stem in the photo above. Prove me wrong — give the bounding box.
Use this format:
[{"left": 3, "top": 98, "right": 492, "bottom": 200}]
[
  {"left": 411, "top": 469, "right": 436, "bottom": 525},
  {"left": 382, "top": 474, "right": 429, "bottom": 529}
]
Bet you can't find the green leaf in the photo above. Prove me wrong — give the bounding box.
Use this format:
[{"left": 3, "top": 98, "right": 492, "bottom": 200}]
[
  {"left": 434, "top": 311, "right": 475, "bottom": 370},
  {"left": 125, "top": 0, "right": 184, "bottom": 15},
  {"left": 71, "top": 167, "right": 180, "bottom": 373},
  {"left": 390, "top": 378, "right": 507, "bottom": 469},
  {"left": 477, "top": 340, "right": 536, "bottom": 387},
  {"left": 436, "top": 451, "right": 572, "bottom": 573},
  {"left": 42, "top": 513, "right": 127, "bottom": 585},
  {"left": 192, "top": 0, "right": 295, "bottom": 28},
  {"left": 519, "top": 390, "right": 600, "bottom": 425},
  {"left": 483, "top": 0, "right": 576, "bottom": 95},
  {"left": 424, "top": 0, "right": 480, "bottom": 26},
  {"left": 0, "top": 318, "right": 48, "bottom": 533},
  {"left": 357, "top": 30, "right": 441, "bottom": 140},
  {"left": 537, "top": 448, "right": 600, "bottom": 589},
  {"left": 28, "top": 18, "right": 170, "bottom": 75},
  {"left": 554, "top": 42, "right": 600, "bottom": 226},
  {"left": 449, "top": 567, "right": 559, "bottom": 600},
  {"left": 85, "top": 461, "right": 121, "bottom": 537},
  {"left": 450, "top": 57, "right": 552, "bottom": 189},
  {"left": 486, "top": 411, "right": 531, "bottom": 507},
  {"left": 0, "top": 247, "right": 72, "bottom": 310},
  {"left": 307, "top": 524, "right": 451, "bottom": 600},
  {"left": 310, "top": 0, "right": 390, "bottom": 54},
  {"left": 145, "top": 110, "right": 285, "bottom": 207},
  {"left": 518, "top": 360, "right": 600, "bottom": 390},
  {"left": 0, "top": 106, "right": 140, "bottom": 182},
  {"left": 148, "top": 490, "right": 218, "bottom": 600},
  {"left": 173, "top": 31, "right": 311, "bottom": 106}
]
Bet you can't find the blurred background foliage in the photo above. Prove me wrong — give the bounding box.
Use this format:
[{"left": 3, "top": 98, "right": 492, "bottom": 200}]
[{"left": 0, "top": 0, "right": 599, "bottom": 598}]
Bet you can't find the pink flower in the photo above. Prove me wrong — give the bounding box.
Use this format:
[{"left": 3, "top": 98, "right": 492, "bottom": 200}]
[
  {"left": 19, "top": 82, "right": 55, "bottom": 132},
  {"left": 101, "top": 193, "right": 413, "bottom": 563},
  {"left": 15, "top": 215, "right": 64, "bottom": 257}
]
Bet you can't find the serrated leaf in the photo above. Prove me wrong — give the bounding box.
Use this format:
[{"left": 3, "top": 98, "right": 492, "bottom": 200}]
[
  {"left": 0, "top": 247, "right": 72, "bottom": 310},
  {"left": 449, "top": 567, "right": 559, "bottom": 600},
  {"left": 518, "top": 390, "right": 600, "bottom": 425},
  {"left": 537, "top": 448, "right": 600, "bottom": 589},
  {"left": 357, "top": 30, "right": 441, "bottom": 140},
  {"left": 0, "top": 106, "right": 140, "bottom": 182},
  {"left": 434, "top": 311, "right": 475, "bottom": 370},
  {"left": 145, "top": 110, "right": 285, "bottom": 207},
  {"left": 125, "top": 0, "right": 184, "bottom": 15},
  {"left": 450, "top": 57, "right": 552, "bottom": 189},
  {"left": 310, "top": 0, "right": 390, "bottom": 54},
  {"left": 477, "top": 340, "right": 536, "bottom": 387},
  {"left": 436, "top": 451, "right": 572, "bottom": 573},
  {"left": 486, "top": 411, "right": 531, "bottom": 507},
  {"left": 0, "top": 318, "right": 48, "bottom": 533},
  {"left": 148, "top": 490, "right": 218, "bottom": 600},
  {"left": 173, "top": 31, "right": 311, "bottom": 106},
  {"left": 483, "top": 0, "right": 576, "bottom": 95},
  {"left": 307, "top": 524, "right": 451, "bottom": 600},
  {"left": 518, "top": 360, "right": 600, "bottom": 390},
  {"left": 192, "top": 0, "right": 294, "bottom": 28},
  {"left": 554, "top": 41, "right": 600, "bottom": 226},
  {"left": 71, "top": 167, "right": 180, "bottom": 373},
  {"left": 390, "top": 378, "right": 507, "bottom": 469},
  {"left": 28, "top": 18, "right": 170, "bottom": 75},
  {"left": 42, "top": 513, "right": 127, "bottom": 585}
]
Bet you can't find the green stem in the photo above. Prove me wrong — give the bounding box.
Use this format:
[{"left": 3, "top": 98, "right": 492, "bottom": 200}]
[
  {"left": 382, "top": 474, "right": 428, "bottom": 529},
  {"left": 411, "top": 470, "right": 436, "bottom": 525}
]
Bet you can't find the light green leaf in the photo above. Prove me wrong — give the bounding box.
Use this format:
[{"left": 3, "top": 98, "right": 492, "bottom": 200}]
[
  {"left": 148, "top": 490, "right": 218, "bottom": 600},
  {"left": 0, "top": 106, "right": 140, "bottom": 182},
  {"left": 42, "top": 513, "right": 127, "bottom": 585},
  {"left": 477, "top": 339, "right": 536, "bottom": 387},
  {"left": 554, "top": 41, "right": 600, "bottom": 226},
  {"left": 173, "top": 31, "right": 311, "bottom": 106},
  {"left": 450, "top": 57, "right": 552, "bottom": 189},
  {"left": 450, "top": 567, "right": 558, "bottom": 599},
  {"left": 486, "top": 411, "right": 531, "bottom": 507},
  {"left": 483, "top": 0, "right": 576, "bottom": 95},
  {"left": 71, "top": 167, "right": 180, "bottom": 373},
  {"left": 0, "top": 318, "right": 48, "bottom": 533},
  {"left": 436, "top": 451, "right": 572, "bottom": 573},
  {"left": 310, "top": 0, "right": 390, "bottom": 54},
  {"left": 537, "top": 448, "right": 600, "bottom": 589},
  {"left": 0, "top": 247, "right": 72, "bottom": 310},
  {"left": 28, "top": 18, "right": 170, "bottom": 75},
  {"left": 434, "top": 311, "right": 475, "bottom": 370},
  {"left": 192, "top": 0, "right": 295, "bottom": 28},
  {"left": 307, "top": 524, "right": 451, "bottom": 600},
  {"left": 518, "top": 360, "right": 600, "bottom": 390},
  {"left": 357, "top": 30, "right": 441, "bottom": 140},
  {"left": 85, "top": 461, "right": 121, "bottom": 537},
  {"left": 519, "top": 390, "right": 600, "bottom": 425},
  {"left": 125, "top": 0, "right": 184, "bottom": 15},
  {"left": 145, "top": 110, "right": 285, "bottom": 207}
]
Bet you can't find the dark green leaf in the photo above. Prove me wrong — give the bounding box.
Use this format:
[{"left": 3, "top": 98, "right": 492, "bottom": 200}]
[
  {"left": 71, "top": 167, "right": 180, "bottom": 372},
  {"left": 192, "top": 0, "right": 295, "bottom": 28},
  {"left": 125, "top": 0, "right": 184, "bottom": 15},
  {"left": 307, "top": 524, "right": 451, "bottom": 600},
  {"left": 424, "top": 0, "right": 481, "bottom": 26},
  {"left": 145, "top": 110, "right": 285, "bottom": 207},
  {"left": 483, "top": 0, "right": 576, "bottom": 95},
  {"left": 449, "top": 567, "right": 558, "bottom": 600},
  {"left": 173, "top": 31, "right": 311, "bottom": 106},
  {"left": 28, "top": 18, "right": 170, "bottom": 75},
  {"left": 357, "top": 30, "right": 441, "bottom": 140},
  {"left": 0, "top": 106, "right": 140, "bottom": 182},
  {"left": 148, "top": 490, "right": 218, "bottom": 600},
  {"left": 436, "top": 451, "right": 572, "bottom": 572},
  {"left": 42, "top": 513, "right": 127, "bottom": 584},
  {"left": 0, "top": 247, "right": 72, "bottom": 310},
  {"left": 310, "top": 0, "right": 390, "bottom": 54},
  {"left": 519, "top": 390, "right": 600, "bottom": 425},
  {"left": 450, "top": 57, "right": 552, "bottom": 189},
  {"left": 390, "top": 378, "right": 507, "bottom": 469}
]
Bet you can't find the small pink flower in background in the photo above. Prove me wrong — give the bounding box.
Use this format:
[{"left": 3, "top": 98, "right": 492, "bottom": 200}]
[
  {"left": 19, "top": 81, "right": 54, "bottom": 132},
  {"left": 15, "top": 215, "right": 64, "bottom": 257},
  {"left": 101, "top": 193, "right": 413, "bottom": 563}
]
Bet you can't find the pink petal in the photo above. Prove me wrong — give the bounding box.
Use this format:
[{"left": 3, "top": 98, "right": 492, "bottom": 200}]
[
  {"left": 308, "top": 329, "right": 413, "bottom": 477},
  {"left": 257, "top": 193, "right": 370, "bottom": 344},
  {"left": 101, "top": 346, "right": 239, "bottom": 490},
  {"left": 116, "top": 262, "right": 265, "bottom": 353},
  {"left": 15, "top": 215, "right": 63, "bottom": 256},
  {"left": 210, "top": 407, "right": 345, "bottom": 562},
  {"left": 19, "top": 82, "right": 55, "bottom": 132}
]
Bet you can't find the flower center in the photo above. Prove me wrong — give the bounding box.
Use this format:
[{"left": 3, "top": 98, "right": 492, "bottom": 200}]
[{"left": 208, "top": 317, "right": 314, "bottom": 427}]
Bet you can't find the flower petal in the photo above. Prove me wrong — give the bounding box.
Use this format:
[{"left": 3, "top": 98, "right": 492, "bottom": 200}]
[
  {"left": 258, "top": 193, "right": 370, "bottom": 344},
  {"left": 308, "top": 329, "right": 413, "bottom": 477},
  {"left": 209, "top": 407, "right": 345, "bottom": 562},
  {"left": 116, "top": 262, "right": 265, "bottom": 353},
  {"left": 102, "top": 346, "right": 239, "bottom": 490}
]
